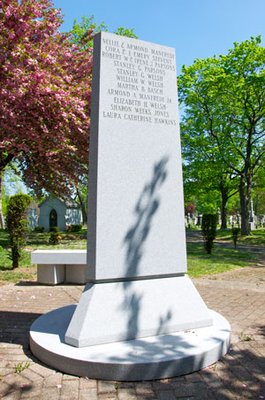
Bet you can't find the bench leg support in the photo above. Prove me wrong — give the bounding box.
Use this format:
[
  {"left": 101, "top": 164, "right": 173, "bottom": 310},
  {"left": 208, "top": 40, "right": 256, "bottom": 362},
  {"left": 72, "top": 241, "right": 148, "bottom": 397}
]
[{"left": 37, "top": 264, "right": 65, "bottom": 285}]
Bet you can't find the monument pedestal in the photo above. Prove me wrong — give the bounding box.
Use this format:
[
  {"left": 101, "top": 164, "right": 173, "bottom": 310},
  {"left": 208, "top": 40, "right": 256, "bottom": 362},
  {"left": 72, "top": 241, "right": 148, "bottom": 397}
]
[
  {"left": 30, "top": 272, "right": 230, "bottom": 380},
  {"left": 65, "top": 275, "right": 212, "bottom": 347}
]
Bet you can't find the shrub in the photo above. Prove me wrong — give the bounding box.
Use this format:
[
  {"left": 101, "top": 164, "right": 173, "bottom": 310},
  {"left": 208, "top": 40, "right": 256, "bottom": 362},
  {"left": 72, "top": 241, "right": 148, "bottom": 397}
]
[
  {"left": 67, "top": 224, "right": 82, "bottom": 232},
  {"left": 231, "top": 227, "right": 241, "bottom": 249},
  {"left": 33, "top": 226, "right": 45, "bottom": 233},
  {"left": 6, "top": 194, "right": 31, "bottom": 269},
  {"left": 202, "top": 214, "right": 218, "bottom": 254},
  {"left": 49, "top": 231, "right": 62, "bottom": 245}
]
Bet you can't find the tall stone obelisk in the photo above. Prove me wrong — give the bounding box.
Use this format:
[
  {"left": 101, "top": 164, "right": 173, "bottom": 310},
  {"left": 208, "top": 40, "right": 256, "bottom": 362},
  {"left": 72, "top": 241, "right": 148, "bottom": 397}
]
[
  {"left": 30, "top": 33, "right": 230, "bottom": 381},
  {"left": 65, "top": 32, "right": 212, "bottom": 347}
]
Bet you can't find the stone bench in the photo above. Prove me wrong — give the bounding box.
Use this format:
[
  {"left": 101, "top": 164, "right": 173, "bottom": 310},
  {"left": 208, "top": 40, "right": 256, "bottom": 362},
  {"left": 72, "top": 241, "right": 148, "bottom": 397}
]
[{"left": 31, "top": 250, "right": 87, "bottom": 285}]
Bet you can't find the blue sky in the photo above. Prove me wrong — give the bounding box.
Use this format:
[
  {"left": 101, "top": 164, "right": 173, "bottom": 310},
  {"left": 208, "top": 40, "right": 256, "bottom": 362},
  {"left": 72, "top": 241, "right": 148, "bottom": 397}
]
[{"left": 53, "top": 0, "right": 265, "bottom": 73}]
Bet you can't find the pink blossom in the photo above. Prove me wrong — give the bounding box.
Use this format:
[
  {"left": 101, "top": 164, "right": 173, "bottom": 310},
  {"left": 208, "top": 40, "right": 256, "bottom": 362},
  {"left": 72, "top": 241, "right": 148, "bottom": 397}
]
[{"left": 0, "top": 0, "right": 93, "bottom": 197}]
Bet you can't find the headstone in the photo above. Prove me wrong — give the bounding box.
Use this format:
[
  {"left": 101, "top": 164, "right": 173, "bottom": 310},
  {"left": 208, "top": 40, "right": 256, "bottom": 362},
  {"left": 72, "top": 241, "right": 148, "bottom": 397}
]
[
  {"left": 197, "top": 214, "right": 202, "bottom": 226},
  {"left": 249, "top": 199, "right": 256, "bottom": 230},
  {"left": 65, "top": 32, "right": 212, "bottom": 348},
  {"left": 30, "top": 33, "right": 230, "bottom": 381}
]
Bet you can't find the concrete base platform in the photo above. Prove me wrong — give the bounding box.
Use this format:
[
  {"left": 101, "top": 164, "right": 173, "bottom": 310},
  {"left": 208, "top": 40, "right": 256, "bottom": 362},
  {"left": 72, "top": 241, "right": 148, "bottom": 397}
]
[{"left": 30, "top": 306, "right": 230, "bottom": 381}]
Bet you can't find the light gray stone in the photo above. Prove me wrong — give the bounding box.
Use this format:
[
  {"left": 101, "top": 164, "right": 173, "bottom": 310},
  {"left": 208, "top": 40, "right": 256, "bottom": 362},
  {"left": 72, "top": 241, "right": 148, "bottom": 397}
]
[
  {"left": 30, "top": 33, "right": 230, "bottom": 380},
  {"left": 37, "top": 264, "right": 65, "bottom": 285},
  {"left": 65, "top": 265, "right": 87, "bottom": 284},
  {"left": 30, "top": 307, "right": 230, "bottom": 381},
  {"left": 32, "top": 250, "right": 87, "bottom": 284},
  {"left": 87, "top": 32, "right": 186, "bottom": 282},
  {"left": 65, "top": 276, "right": 212, "bottom": 347},
  {"left": 65, "top": 32, "right": 213, "bottom": 347},
  {"left": 32, "top": 250, "right": 86, "bottom": 265}
]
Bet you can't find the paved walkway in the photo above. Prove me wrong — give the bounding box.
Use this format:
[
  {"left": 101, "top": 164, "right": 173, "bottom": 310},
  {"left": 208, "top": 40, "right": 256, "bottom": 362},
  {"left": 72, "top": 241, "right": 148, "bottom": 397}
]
[{"left": 0, "top": 265, "right": 265, "bottom": 399}]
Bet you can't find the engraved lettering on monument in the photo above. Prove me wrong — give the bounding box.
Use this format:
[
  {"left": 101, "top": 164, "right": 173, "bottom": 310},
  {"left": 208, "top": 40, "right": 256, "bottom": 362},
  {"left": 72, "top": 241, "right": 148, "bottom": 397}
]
[{"left": 101, "top": 37, "right": 177, "bottom": 126}]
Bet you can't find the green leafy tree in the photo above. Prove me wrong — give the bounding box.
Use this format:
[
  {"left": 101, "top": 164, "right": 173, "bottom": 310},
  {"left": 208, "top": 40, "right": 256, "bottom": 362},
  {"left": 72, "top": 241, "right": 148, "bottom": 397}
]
[
  {"left": 69, "top": 15, "right": 137, "bottom": 48},
  {"left": 6, "top": 194, "right": 31, "bottom": 269},
  {"left": 70, "top": 16, "right": 107, "bottom": 48},
  {"left": 68, "top": 16, "right": 137, "bottom": 219},
  {"left": 114, "top": 27, "right": 137, "bottom": 38},
  {"left": 179, "top": 36, "right": 265, "bottom": 235},
  {"left": 0, "top": 175, "right": 4, "bottom": 229},
  {"left": 231, "top": 227, "right": 240, "bottom": 248},
  {"left": 252, "top": 166, "right": 265, "bottom": 216},
  {"left": 75, "top": 175, "right": 88, "bottom": 225},
  {"left": 202, "top": 214, "right": 218, "bottom": 254},
  {"left": 0, "top": 165, "right": 27, "bottom": 228},
  {"left": 182, "top": 121, "right": 238, "bottom": 228}
]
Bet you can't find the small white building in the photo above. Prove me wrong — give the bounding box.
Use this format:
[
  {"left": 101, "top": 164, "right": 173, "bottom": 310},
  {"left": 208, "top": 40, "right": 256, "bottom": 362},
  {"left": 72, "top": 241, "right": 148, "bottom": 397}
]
[{"left": 38, "top": 197, "right": 82, "bottom": 232}]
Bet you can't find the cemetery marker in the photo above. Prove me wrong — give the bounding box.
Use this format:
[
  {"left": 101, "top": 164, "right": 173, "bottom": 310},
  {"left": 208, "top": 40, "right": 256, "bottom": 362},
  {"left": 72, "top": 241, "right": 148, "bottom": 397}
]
[{"left": 30, "top": 32, "right": 231, "bottom": 380}]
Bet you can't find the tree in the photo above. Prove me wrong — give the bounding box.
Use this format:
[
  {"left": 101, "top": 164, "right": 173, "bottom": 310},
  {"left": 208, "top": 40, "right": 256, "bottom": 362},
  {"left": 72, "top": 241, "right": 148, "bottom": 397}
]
[
  {"left": 69, "top": 15, "right": 138, "bottom": 49},
  {"left": 75, "top": 175, "right": 88, "bottom": 225},
  {"left": 0, "top": 165, "right": 27, "bottom": 228},
  {"left": 201, "top": 214, "right": 218, "bottom": 254},
  {"left": 179, "top": 37, "right": 265, "bottom": 235},
  {"left": 252, "top": 165, "right": 265, "bottom": 215},
  {"left": 114, "top": 27, "right": 138, "bottom": 39},
  {"left": 70, "top": 15, "right": 107, "bottom": 49},
  {"left": 0, "top": 0, "right": 93, "bottom": 225},
  {"left": 0, "top": 175, "right": 4, "bottom": 228},
  {"left": 68, "top": 16, "right": 137, "bottom": 225},
  {"left": 181, "top": 121, "right": 238, "bottom": 228},
  {"left": 6, "top": 194, "right": 31, "bottom": 269}
]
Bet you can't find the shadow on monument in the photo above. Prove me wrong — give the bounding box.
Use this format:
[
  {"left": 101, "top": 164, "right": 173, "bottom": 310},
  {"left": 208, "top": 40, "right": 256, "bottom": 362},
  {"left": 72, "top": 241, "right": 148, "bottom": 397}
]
[
  {"left": 122, "top": 156, "right": 168, "bottom": 279},
  {"left": 104, "top": 328, "right": 231, "bottom": 381},
  {"left": 120, "top": 156, "right": 174, "bottom": 341}
]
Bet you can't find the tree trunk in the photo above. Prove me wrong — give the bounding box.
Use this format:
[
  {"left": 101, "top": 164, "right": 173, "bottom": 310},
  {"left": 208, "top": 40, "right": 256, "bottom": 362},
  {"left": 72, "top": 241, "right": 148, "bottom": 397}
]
[
  {"left": 219, "top": 179, "right": 229, "bottom": 229},
  {"left": 0, "top": 172, "right": 5, "bottom": 229},
  {"left": 11, "top": 246, "right": 19, "bottom": 269},
  {"left": 0, "top": 154, "right": 15, "bottom": 229},
  {"left": 239, "top": 175, "right": 251, "bottom": 235},
  {"left": 220, "top": 188, "right": 228, "bottom": 229},
  {"left": 76, "top": 187, "right": 87, "bottom": 225}
]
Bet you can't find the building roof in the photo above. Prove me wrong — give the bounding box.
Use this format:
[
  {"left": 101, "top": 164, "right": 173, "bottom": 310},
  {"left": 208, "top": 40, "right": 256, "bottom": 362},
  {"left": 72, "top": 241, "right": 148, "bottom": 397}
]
[{"left": 38, "top": 196, "right": 80, "bottom": 209}]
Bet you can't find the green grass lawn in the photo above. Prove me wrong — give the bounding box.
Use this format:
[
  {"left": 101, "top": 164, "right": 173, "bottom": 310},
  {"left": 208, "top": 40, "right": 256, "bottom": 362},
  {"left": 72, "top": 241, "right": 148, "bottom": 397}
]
[
  {"left": 238, "top": 229, "right": 265, "bottom": 245},
  {"left": 0, "top": 228, "right": 264, "bottom": 284},
  {"left": 187, "top": 228, "right": 264, "bottom": 277},
  {"left": 0, "top": 229, "right": 87, "bottom": 284},
  {"left": 216, "top": 228, "right": 265, "bottom": 245},
  {"left": 186, "top": 242, "right": 257, "bottom": 278}
]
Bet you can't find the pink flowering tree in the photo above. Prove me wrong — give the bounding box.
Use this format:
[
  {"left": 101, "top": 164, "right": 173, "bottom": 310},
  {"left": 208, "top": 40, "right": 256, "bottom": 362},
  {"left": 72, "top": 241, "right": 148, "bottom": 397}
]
[{"left": 0, "top": 0, "right": 93, "bottom": 227}]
